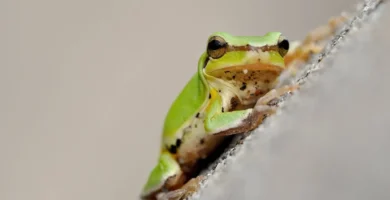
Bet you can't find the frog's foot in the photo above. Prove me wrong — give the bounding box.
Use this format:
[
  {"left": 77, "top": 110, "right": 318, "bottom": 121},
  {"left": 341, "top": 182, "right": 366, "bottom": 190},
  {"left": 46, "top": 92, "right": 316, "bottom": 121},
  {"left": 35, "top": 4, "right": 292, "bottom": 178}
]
[
  {"left": 284, "top": 15, "right": 347, "bottom": 67},
  {"left": 156, "top": 176, "right": 204, "bottom": 200},
  {"left": 284, "top": 42, "right": 323, "bottom": 68},
  {"left": 303, "top": 15, "right": 348, "bottom": 45},
  {"left": 254, "top": 84, "right": 299, "bottom": 114}
]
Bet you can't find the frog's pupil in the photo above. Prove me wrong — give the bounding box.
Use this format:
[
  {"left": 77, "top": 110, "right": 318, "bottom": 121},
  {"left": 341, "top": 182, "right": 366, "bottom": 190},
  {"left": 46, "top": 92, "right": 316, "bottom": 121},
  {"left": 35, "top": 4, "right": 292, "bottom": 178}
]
[
  {"left": 278, "top": 39, "right": 289, "bottom": 51},
  {"left": 208, "top": 40, "right": 225, "bottom": 50}
]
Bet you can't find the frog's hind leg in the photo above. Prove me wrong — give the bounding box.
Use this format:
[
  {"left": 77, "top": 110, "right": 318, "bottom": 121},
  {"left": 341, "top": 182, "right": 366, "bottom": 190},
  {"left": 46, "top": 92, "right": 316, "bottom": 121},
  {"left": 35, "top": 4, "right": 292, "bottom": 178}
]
[{"left": 156, "top": 176, "right": 204, "bottom": 200}]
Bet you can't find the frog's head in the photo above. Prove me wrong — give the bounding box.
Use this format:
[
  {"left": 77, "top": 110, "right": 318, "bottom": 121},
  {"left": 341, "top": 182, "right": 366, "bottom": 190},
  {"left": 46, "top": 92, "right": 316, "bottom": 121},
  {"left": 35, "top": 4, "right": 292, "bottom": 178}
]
[
  {"left": 200, "top": 32, "right": 289, "bottom": 73},
  {"left": 199, "top": 32, "right": 290, "bottom": 103}
]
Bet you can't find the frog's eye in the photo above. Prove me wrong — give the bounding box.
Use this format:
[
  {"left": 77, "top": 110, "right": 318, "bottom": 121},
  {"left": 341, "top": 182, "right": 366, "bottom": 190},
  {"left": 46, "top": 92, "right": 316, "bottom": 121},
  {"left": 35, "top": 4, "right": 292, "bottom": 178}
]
[
  {"left": 207, "top": 36, "right": 227, "bottom": 59},
  {"left": 277, "top": 36, "right": 289, "bottom": 57}
]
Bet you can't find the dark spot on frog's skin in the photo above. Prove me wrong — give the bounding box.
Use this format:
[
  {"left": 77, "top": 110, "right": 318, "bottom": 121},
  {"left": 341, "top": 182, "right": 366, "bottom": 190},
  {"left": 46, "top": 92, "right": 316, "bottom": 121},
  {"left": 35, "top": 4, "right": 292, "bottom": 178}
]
[
  {"left": 264, "top": 79, "right": 270, "bottom": 84},
  {"left": 200, "top": 138, "right": 205, "bottom": 144},
  {"left": 176, "top": 139, "right": 182, "bottom": 148},
  {"left": 255, "top": 81, "right": 258, "bottom": 85},
  {"left": 194, "top": 124, "right": 198, "bottom": 128},
  {"left": 224, "top": 71, "right": 230, "bottom": 73},
  {"left": 262, "top": 113, "right": 269, "bottom": 121},
  {"left": 230, "top": 97, "right": 239, "bottom": 110},
  {"left": 232, "top": 75, "right": 236, "bottom": 79},
  {"left": 168, "top": 145, "right": 177, "bottom": 154},
  {"left": 218, "top": 89, "right": 221, "bottom": 93},
  {"left": 167, "top": 139, "right": 182, "bottom": 154},
  {"left": 240, "top": 82, "right": 247, "bottom": 90},
  {"left": 209, "top": 94, "right": 211, "bottom": 99},
  {"left": 222, "top": 107, "right": 224, "bottom": 112},
  {"left": 196, "top": 113, "right": 200, "bottom": 118}
]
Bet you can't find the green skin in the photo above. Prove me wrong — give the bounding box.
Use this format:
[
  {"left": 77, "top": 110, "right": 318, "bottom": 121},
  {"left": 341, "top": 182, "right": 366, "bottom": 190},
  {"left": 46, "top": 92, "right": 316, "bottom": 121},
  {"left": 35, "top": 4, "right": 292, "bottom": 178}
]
[{"left": 141, "top": 32, "right": 289, "bottom": 199}]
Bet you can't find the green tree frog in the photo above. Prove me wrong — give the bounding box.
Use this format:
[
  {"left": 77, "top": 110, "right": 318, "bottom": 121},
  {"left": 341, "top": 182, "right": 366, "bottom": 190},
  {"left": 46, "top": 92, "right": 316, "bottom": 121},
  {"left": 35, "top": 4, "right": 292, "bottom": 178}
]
[{"left": 140, "top": 16, "right": 346, "bottom": 200}]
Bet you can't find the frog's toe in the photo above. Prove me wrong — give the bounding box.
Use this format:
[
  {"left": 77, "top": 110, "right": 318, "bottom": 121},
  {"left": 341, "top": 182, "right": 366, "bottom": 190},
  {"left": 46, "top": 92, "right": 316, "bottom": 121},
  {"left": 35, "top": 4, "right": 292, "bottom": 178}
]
[
  {"left": 156, "top": 189, "right": 186, "bottom": 200},
  {"left": 156, "top": 176, "right": 203, "bottom": 200}
]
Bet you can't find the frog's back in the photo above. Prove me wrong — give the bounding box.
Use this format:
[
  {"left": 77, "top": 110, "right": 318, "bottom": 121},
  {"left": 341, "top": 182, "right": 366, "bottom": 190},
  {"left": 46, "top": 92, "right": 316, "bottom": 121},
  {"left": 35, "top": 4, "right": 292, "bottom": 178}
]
[{"left": 162, "top": 72, "right": 208, "bottom": 147}]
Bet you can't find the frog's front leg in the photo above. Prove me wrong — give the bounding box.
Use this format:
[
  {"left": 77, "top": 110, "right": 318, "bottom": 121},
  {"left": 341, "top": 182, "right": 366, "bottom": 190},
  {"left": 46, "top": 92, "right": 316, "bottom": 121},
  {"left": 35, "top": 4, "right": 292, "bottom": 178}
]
[
  {"left": 253, "top": 84, "right": 299, "bottom": 114},
  {"left": 207, "top": 85, "right": 299, "bottom": 137}
]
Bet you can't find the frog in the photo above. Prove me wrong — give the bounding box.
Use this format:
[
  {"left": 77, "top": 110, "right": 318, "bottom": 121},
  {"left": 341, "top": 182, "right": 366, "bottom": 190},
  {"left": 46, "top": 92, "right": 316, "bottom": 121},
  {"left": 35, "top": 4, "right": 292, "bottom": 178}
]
[{"left": 140, "top": 16, "right": 347, "bottom": 200}]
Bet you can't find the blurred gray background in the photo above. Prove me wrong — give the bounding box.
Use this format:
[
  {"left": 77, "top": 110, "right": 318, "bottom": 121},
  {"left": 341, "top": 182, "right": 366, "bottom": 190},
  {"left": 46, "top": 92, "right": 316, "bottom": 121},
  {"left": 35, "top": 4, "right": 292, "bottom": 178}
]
[{"left": 0, "top": 0, "right": 359, "bottom": 199}]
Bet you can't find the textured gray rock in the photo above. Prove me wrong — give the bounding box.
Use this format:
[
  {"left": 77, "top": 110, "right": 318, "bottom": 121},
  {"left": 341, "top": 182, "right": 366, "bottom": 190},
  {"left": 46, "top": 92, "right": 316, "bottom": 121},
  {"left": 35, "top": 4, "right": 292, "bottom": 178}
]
[{"left": 191, "top": 0, "right": 390, "bottom": 199}]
